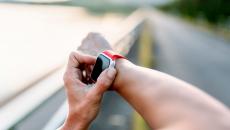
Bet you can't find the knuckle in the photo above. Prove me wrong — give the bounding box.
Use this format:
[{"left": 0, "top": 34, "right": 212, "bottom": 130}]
[
  {"left": 69, "top": 52, "right": 76, "bottom": 59},
  {"left": 107, "top": 74, "right": 115, "bottom": 81},
  {"left": 88, "top": 32, "right": 96, "bottom": 37},
  {"left": 97, "top": 77, "right": 106, "bottom": 87}
]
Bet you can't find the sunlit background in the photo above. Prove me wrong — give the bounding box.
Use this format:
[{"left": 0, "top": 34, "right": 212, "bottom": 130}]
[{"left": 0, "top": 0, "right": 229, "bottom": 130}]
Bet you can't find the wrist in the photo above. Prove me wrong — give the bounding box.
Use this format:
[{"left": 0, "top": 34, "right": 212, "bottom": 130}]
[
  {"left": 61, "top": 112, "right": 89, "bottom": 130},
  {"left": 112, "top": 58, "right": 133, "bottom": 91}
]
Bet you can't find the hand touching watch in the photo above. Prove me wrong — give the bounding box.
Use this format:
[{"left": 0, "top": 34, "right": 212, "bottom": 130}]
[
  {"left": 91, "top": 50, "right": 125, "bottom": 82},
  {"left": 60, "top": 51, "right": 117, "bottom": 130}
]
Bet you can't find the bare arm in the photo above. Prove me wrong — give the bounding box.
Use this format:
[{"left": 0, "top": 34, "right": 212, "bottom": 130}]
[
  {"left": 113, "top": 59, "right": 230, "bottom": 130},
  {"left": 76, "top": 32, "right": 230, "bottom": 130}
]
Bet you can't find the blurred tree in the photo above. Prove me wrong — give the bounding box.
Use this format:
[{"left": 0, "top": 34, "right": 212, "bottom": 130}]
[{"left": 159, "top": 0, "right": 230, "bottom": 24}]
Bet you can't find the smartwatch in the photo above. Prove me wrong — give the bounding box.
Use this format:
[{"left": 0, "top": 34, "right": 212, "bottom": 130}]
[{"left": 91, "top": 50, "right": 125, "bottom": 82}]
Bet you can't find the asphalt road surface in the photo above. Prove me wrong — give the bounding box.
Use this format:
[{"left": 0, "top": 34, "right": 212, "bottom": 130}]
[{"left": 149, "top": 10, "right": 230, "bottom": 106}]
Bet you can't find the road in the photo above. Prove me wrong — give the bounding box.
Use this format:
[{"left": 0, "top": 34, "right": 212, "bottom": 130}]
[{"left": 149, "top": 10, "right": 230, "bottom": 106}]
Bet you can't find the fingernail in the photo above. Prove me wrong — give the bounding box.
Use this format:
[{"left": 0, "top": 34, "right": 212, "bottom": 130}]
[{"left": 107, "top": 67, "right": 116, "bottom": 79}]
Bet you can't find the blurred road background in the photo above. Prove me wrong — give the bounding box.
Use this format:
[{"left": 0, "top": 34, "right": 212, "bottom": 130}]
[
  {"left": 0, "top": 0, "right": 229, "bottom": 130},
  {"left": 150, "top": 10, "right": 230, "bottom": 106}
]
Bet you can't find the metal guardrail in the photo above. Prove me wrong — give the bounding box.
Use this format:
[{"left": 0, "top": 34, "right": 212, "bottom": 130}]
[
  {"left": 0, "top": 9, "right": 146, "bottom": 130},
  {"left": 0, "top": 68, "right": 65, "bottom": 130}
]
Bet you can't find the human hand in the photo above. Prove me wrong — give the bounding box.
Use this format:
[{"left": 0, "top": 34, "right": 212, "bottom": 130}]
[
  {"left": 60, "top": 51, "right": 117, "bottom": 130},
  {"left": 78, "top": 32, "right": 113, "bottom": 56}
]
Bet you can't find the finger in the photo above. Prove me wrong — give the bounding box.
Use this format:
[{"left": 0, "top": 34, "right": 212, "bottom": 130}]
[
  {"left": 67, "top": 51, "right": 96, "bottom": 68},
  {"left": 88, "top": 67, "right": 117, "bottom": 97},
  {"left": 85, "top": 64, "right": 92, "bottom": 83},
  {"left": 63, "top": 70, "right": 85, "bottom": 89},
  {"left": 84, "top": 65, "right": 95, "bottom": 84}
]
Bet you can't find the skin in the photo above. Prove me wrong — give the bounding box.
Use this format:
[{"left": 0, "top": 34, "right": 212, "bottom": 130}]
[
  {"left": 114, "top": 59, "right": 230, "bottom": 130},
  {"left": 60, "top": 33, "right": 230, "bottom": 130},
  {"left": 60, "top": 51, "right": 117, "bottom": 130}
]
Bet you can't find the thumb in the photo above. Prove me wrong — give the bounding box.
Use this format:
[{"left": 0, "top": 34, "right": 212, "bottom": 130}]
[{"left": 90, "top": 67, "right": 117, "bottom": 96}]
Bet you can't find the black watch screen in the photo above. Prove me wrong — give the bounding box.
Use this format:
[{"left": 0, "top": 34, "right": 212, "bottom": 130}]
[{"left": 91, "top": 54, "right": 110, "bottom": 81}]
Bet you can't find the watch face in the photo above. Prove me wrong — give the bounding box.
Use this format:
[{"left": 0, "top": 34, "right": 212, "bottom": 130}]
[{"left": 91, "top": 54, "right": 110, "bottom": 81}]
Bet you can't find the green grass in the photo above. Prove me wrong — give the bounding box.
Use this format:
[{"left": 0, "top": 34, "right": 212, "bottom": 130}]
[
  {"left": 184, "top": 18, "right": 230, "bottom": 41},
  {"left": 133, "top": 112, "right": 149, "bottom": 130},
  {"left": 156, "top": 1, "right": 230, "bottom": 41},
  {"left": 138, "top": 22, "right": 154, "bottom": 68}
]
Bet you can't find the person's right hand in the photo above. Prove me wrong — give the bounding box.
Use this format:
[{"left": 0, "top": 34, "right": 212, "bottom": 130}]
[{"left": 60, "top": 51, "right": 117, "bottom": 130}]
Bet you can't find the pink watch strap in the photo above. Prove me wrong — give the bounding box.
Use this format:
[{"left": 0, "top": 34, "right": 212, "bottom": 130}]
[{"left": 102, "top": 50, "right": 125, "bottom": 60}]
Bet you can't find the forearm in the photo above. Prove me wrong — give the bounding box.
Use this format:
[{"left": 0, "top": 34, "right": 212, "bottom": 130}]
[{"left": 113, "top": 59, "right": 230, "bottom": 130}]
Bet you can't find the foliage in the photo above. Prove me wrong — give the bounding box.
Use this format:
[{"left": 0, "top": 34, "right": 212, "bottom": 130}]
[{"left": 159, "top": 0, "right": 230, "bottom": 24}]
